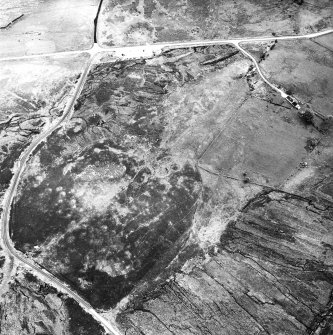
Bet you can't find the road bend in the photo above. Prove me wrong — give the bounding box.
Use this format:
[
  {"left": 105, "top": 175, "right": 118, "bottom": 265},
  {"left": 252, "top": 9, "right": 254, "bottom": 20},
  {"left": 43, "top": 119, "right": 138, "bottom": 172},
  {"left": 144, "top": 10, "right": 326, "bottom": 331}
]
[
  {"left": 0, "top": 51, "right": 122, "bottom": 335},
  {"left": 232, "top": 29, "right": 332, "bottom": 98},
  {"left": 235, "top": 43, "right": 287, "bottom": 98}
]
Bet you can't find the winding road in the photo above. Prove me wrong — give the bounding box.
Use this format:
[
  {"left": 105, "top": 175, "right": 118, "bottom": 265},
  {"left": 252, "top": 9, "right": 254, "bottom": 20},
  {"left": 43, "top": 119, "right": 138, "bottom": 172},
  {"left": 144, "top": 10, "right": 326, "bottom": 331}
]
[
  {"left": 235, "top": 43, "right": 288, "bottom": 97},
  {"left": 0, "top": 51, "right": 123, "bottom": 335},
  {"left": 0, "top": 11, "right": 332, "bottom": 334}
]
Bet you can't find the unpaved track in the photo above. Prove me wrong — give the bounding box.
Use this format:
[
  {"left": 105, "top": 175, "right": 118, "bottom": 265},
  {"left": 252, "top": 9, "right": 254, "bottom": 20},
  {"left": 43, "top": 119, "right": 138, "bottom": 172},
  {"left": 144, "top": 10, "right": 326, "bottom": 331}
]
[{"left": 235, "top": 43, "right": 287, "bottom": 97}]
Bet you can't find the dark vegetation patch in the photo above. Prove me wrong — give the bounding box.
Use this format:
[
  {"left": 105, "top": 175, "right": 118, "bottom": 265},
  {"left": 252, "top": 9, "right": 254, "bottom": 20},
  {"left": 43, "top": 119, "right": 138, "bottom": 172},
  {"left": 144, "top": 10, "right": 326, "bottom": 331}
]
[
  {"left": 54, "top": 161, "right": 202, "bottom": 309},
  {"left": 11, "top": 137, "right": 143, "bottom": 252},
  {"left": 0, "top": 255, "right": 5, "bottom": 268},
  {"left": 36, "top": 282, "right": 58, "bottom": 296},
  {"left": 10, "top": 47, "right": 242, "bottom": 309},
  {"left": 126, "top": 21, "right": 154, "bottom": 36},
  {"left": 0, "top": 142, "right": 26, "bottom": 193},
  {"left": 39, "top": 133, "right": 64, "bottom": 167},
  {"left": 24, "top": 271, "right": 38, "bottom": 283},
  {"left": 65, "top": 298, "right": 105, "bottom": 335},
  {"left": 75, "top": 45, "right": 239, "bottom": 149},
  {"left": 188, "top": 0, "right": 210, "bottom": 17},
  {"left": 75, "top": 60, "right": 174, "bottom": 147},
  {"left": 305, "top": 137, "right": 320, "bottom": 152},
  {"left": 10, "top": 171, "right": 78, "bottom": 250},
  {"left": 142, "top": 0, "right": 157, "bottom": 18}
]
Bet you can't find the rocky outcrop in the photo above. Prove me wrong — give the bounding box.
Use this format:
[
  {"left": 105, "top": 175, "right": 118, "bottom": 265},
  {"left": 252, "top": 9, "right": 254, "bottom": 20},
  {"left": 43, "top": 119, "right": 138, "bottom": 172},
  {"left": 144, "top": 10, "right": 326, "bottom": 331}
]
[
  {"left": 120, "top": 183, "right": 333, "bottom": 334},
  {"left": 0, "top": 268, "right": 106, "bottom": 335}
]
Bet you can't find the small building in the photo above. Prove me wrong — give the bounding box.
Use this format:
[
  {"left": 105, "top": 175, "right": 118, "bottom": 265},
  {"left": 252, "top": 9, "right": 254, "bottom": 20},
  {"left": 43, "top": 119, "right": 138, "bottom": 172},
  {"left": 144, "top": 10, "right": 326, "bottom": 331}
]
[{"left": 285, "top": 95, "right": 301, "bottom": 110}]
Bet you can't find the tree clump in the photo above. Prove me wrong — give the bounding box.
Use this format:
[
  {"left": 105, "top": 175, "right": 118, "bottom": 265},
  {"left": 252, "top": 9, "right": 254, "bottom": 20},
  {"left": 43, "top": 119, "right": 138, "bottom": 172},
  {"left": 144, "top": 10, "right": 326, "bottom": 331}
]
[{"left": 298, "top": 108, "right": 314, "bottom": 124}]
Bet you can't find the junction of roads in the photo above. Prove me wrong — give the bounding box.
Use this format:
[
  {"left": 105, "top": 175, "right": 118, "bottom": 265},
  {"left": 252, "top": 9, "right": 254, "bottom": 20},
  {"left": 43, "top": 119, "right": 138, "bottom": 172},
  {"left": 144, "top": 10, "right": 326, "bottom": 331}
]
[{"left": 0, "top": 4, "right": 332, "bottom": 334}]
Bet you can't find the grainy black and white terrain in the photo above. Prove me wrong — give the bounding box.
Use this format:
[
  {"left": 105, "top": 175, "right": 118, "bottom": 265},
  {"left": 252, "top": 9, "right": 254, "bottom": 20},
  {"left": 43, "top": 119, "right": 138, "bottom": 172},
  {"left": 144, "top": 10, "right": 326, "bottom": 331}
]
[{"left": 0, "top": 1, "right": 333, "bottom": 335}]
